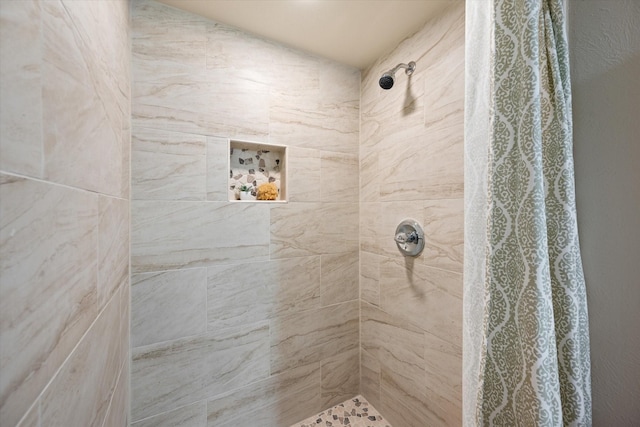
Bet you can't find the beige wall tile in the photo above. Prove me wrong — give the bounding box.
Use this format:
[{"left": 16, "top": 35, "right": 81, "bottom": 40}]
[
  {"left": 320, "top": 348, "right": 360, "bottom": 409},
  {"left": 40, "top": 291, "right": 122, "bottom": 427},
  {"left": 359, "top": 203, "right": 381, "bottom": 255},
  {"left": 103, "top": 363, "right": 129, "bottom": 427},
  {"left": 0, "top": 0, "right": 43, "bottom": 177},
  {"left": 321, "top": 151, "right": 359, "bottom": 203},
  {"left": 360, "top": 251, "right": 382, "bottom": 306},
  {"left": 132, "top": 201, "right": 270, "bottom": 272},
  {"left": 119, "top": 282, "right": 130, "bottom": 372},
  {"left": 132, "top": 127, "right": 207, "bottom": 201},
  {"left": 207, "top": 363, "right": 321, "bottom": 427},
  {"left": 422, "top": 198, "right": 464, "bottom": 273},
  {"left": 132, "top": 322, "right": 270, "bottom": 421},
  {"left": 270, "top": 203, "right": 358, "bottom": 259},
  {"left": 270, "top": 301, "right": 359, "bottom": 374},
  {"left": 0, "top": 175, "right": 98, "bottom": 426},
  {"left": 320, "top": 251, "right": 359, "bottom": 306},
  {"left": 98, "top": 195, "right": 130, "bottom": 311},
  {"left": 287, "top": 147, "right": 321, "bottom": 202},
  {"left": 206, "top": 136, "right": 229, "bottom": 201},
  {"left": 360, "top": 348, "right": 381, "bottom": 410},
  {"left": 41, "top": 0, "right": 128, "bottom": 197},
  {"left": 15, "top": 402, "right": 38, "bottom": 427},
  {"left": 217, "top": 383, "right": 320, "bottom": 427},
  {"left": 131, "top": 269, "right": 207, "bottom": 347},
  {"left": 208, "top": 257, "right": 320, "bottom": 329},
  {"left": 359, "top": 150, "right": 380, "bottom": 203},
  {"left": 379, "top": 258, "right": 462, "bottom": 347},
  {"left": 424, "top": 330, "right": 462, "bottom": 425},
  {"left": 132, "top": 401, "right": 206, "bottom": 427}
]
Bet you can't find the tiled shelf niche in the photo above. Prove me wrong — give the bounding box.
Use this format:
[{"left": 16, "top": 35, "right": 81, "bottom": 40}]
[{"left": 228, "top": 139, "right": 287, "bottom": 202}]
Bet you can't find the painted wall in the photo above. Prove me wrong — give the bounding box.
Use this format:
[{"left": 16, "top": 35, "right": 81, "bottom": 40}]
[
  {"left": 129, "top": 1, "right": 360, "bottom": 425},
  {"left": 0, "top": 0, "right": 130, "bottom": 426},
  {"left": 569, "top": 1, "right": 640, "bottom": 424},
  {"left": 359, "top": 3, "right": 465, "bottom": 426}
]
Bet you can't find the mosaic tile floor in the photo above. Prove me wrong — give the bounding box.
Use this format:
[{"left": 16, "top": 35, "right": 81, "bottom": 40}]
[{"left": 291, "top": 395, "right": 391, "bottom": 427}]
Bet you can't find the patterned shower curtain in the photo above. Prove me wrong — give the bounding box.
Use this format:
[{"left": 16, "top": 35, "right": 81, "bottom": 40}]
[{"left": 464, "top": 1, "right": 592, "bottom": 426}]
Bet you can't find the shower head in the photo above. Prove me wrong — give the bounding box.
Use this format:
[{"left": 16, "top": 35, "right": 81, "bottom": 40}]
[{"left": 378, "top": 61, "right": 416, "bottom": 90}]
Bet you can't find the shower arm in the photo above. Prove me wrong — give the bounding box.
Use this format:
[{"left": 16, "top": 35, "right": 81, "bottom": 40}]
[{"left": 389, "top": 61, "right": 416, "bottom": 76}]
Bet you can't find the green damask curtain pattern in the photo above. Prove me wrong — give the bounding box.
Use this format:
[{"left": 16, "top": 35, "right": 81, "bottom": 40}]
[{"left": 464, "top": 1, "right": 592, "bottom": 426}]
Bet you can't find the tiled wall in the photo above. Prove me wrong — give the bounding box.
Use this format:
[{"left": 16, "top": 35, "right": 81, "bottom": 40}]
[
  {"left": 130, "top": 1, "right": 360, "bottom": 425},
  {"left": 0, "top": 0, "right": 130, "bottom": 426},
  {"left": 359, "top": 3, "right": 465, "bottom": 426}
]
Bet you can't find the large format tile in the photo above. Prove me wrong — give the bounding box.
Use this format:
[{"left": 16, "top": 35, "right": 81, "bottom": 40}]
[
  {"left": 320, "top": 251, "right": 359, "bottom": 306},
  {"left": 103, "top": 362, "right": 129, "bottom": 427},
  {"left": 98, "top": 195, "right": 129, "bottom": 311},
  {"left": 132, "top": 401, "right": 206, "bottom": 427},
  {"left": 132, "top": 322, "right": 270, "bottom": 421},
  {"left": 206, "top": 136, "right": 229, "bottom": 201},
  {"left": 321, "top": 151, "right": 359, "bottom": 203},
  {"left": 0, "top": 175, "right": 98, "bottom": 427},
  {"left": 42, "top": 0, "right": 128, "bottom": 197},
  {"left": 132, "top": 268, "right": 207, "bottom": 347},
  {"left": 320, "top": 348, "right": 360, "bottom": 409},
  {"left": 360, "top": 348, "right": 381, "bottom": 410},
  {"left": 132, "top": 200, "right": 270, "bottom": 272},
  {"left": 207, "top": 257, "right": 320, "bottom": 329},
  {"left": 379, "top": 258, "right": 463, "bottom": 347},
  {"left": 132, "top": 127, "right": 207, "bottom": 201},
  {"left": 360, "top": 251, "right": 382, "bottom": 306},
  {"left": 40, "top": 291, "right": 122, "bottom": 427},
  {"left": 270, "top": 300, "right": 359, "bottom": 374},
  {"left": 287, "top": 147, "right": 321, "bottom": 202},
  {"left": 270, "top": 203, "right": 358, "bottom": 259},
  {"left": 422, "top": 198, "right": 464, "bottom": 273},
  {"left": 0, "top": 0, "right": 43, "bottom": 177},
  {"left": 207, "top": 362, "right": 321, "bottom": 427}
]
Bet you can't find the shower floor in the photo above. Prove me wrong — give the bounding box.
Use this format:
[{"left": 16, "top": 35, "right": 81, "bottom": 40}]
[{"left": 290, "top": 395, "right": 391, "bottom": 427}]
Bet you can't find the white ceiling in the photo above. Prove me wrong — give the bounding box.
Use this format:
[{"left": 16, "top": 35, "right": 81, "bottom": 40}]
[{"left": 155, "top": 0, "right": 456, "bottom": 69}]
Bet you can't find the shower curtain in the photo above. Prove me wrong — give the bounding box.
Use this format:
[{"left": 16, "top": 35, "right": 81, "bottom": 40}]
[{"left": 464, "top": 1, "right": 592, "bottom": 426}]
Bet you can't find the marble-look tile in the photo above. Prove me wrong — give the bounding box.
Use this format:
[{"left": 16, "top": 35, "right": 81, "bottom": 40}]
[
  {"left": 422, "top": 198, "right": 464, "bottom": 273},
  {"left": 217, "top": 383, "right": 320, "bottom": 427},
  {"left": 206, "top": 21, "right": 278, "bottom": 86},
  {"left": 0, "top": 175, "right": 98, "bottom": 427},
  {"left": 98, "top": 195, "right": 129, "bottom": 311},
  {"left": 207, "top": 257, "right": 320, "bottom": 329},
  {"left": 132, "top": 269, "right": 207, "bottom": 347},
  {"left": 360, "top": 302, "right": 424, "bottom": 408},
  {"left": 132, "top": 201, "right": 270, "bottom": 272},
  {"left": 103, "top": 364, "right": 129, "bottom": 427},
  {"left": 359, "top": 149, "right": 380, "bottom": 203},
  {"left": 132, "top": 0, "right": 207, "bottom": 72},
  {"left": 132, "top": 401, "right": 206, "bottom": 427},
  {"left": 270, "top": 300, "right": 359, "bottom": 374},
  {"left": 270, "top": 203, "right": 358, "bottom": 259},
  {"left": 132, "top": 322, "right": 270, "bottom": 421},
  {"left": 287, "top": 147, "right": 321, "bottom": 202},
  {"left": 423, "top": 43, "right": 464, "bottom": 129},
  {"left": 119, "top": 282, "right": 130, "bottom": 371},
  {"left": 359, "top": 203, "right": 381, "bottom": 255},
  {"left": 321, "top": 349, "right": 360, "bottom": 409},
  {"left": 360, "top": 348, "right": 381, "bottom": 410},
  {"left": 40, "top": 291, "right": 122, "bottom": 427},
  {"left": 16, "top": 402, "right": 38, "bottom": 427},
  {"left": 0, "top": 0, "right": 43, "bottom": 177},
  {"left": 320, "top": 251, "right": 359, "bottom": 306},
  {"left": 424, "top": 331, "right": 462, "bottom": 426},
  {"left": 132, "top": 127, "right": 207, "bottom": 201},
  {"left": 206, "top": 136, "right": 229, "bottom": 201},
  {"left": 207, "top": 363, "right": 321, "bottom": 427},
  {"left": 360, "top": 251, "right": 382, "bottom": 306},
  {"left": 42, "top": 0, "right": 127, "bottom": 197},
  {"left": 318, "top": 59, "right": 361, "bottom": 105},
  {"left": 379, "top": 258, "right": 462, "bottom": 347},
  {"left": 321, "top": 151, "right": 359, "bottom": 203}
]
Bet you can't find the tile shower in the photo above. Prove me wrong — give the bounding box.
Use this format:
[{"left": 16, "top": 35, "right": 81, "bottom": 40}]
[{"left": 1, "top": 0, "right": 463, "bottom": 425}]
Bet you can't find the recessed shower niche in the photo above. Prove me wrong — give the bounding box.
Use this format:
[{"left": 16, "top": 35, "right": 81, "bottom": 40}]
[{"left": 228, "top": 139, "right": 287, "bottom": 202}]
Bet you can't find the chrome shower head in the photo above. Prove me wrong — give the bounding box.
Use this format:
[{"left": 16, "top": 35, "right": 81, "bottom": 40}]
[{"left": 378, "top": 61, "right": 416, "bottom": 90}]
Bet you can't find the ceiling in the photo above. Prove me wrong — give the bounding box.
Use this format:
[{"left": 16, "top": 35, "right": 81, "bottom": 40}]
[{"left": 155, "top": 0, "right": 455, "bottom": 69}]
